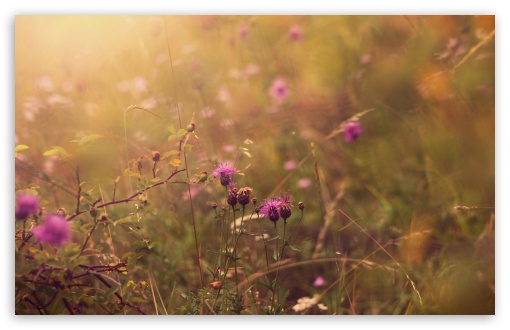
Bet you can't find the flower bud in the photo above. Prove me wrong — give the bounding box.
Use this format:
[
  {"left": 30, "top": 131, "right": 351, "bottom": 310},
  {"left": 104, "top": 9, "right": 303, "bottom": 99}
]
[
  {"left": 186, "top": 123, "right": 196, "bottom": 133},
  {"left": 151, "top": 151, "right": 161, "bottom": 162},
  {"left": 298, "top": 202, "right": 305, "bottom": 210}
]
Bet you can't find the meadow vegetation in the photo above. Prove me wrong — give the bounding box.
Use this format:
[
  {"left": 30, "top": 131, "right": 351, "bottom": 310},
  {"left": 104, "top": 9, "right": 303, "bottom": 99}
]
[{"left": 14, "top": 15, "right": 495, "bottom": 315}]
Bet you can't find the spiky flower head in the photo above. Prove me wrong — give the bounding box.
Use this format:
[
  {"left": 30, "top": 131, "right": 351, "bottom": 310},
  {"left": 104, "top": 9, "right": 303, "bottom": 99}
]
[
  {"left": 237, "top": 187, "right": 253, "bottom": 206},
  {"left": 343, "top": 120, "right": 363, "bottom": 143},
  {"left": 279, "top": 193, "right": 294, "bottom": 220},
  {"left": 212, "top": 162, "right": 237, "bottom": 187},
  {"left": 33, "top": 213, "right": 72, "bottom": 247},
  {"left": 260, "top": 198, "right": 281, "bottom": 223},
  {"left": 15, "top": 193, "right": 40, "bottom": 220},
  {"left": 227, "top": 181, "right": 238, "bottom": 207}
]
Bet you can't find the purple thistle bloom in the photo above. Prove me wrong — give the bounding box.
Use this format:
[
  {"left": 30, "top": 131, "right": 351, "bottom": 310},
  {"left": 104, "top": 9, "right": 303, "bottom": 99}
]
[
  {"left": 259, "top": 198, "right": 281, "bottom": 223},
  {"left": 279, "top": 193, "right": 293, "bottom": 220},
  {"left": 15, "top": 194, "right": 40, "bottom": 220},
  {"left": 213, "top": 162, "right": 237, "bottom": 187},
  {"left": 344, "top": 120, "right": 363, "bottom": 143},
  {"left": 269, "top": 78, "right": 289, "bottom": 103},
  {"left": 33, "top": 213, "right": 72, "bottom": 247},
  {"left": 288, "top": 25, "right": 304, "bottom": 42}
]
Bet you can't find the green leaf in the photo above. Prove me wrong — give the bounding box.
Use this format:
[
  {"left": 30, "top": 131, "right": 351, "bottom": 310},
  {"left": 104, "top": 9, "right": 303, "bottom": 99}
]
[
  {"left": 177, "top": 129, "right": 188, "bottom": 138},
  {"left": 287, "top": 242, "right": 301, "bottom": 253},
  {"left": 71, "top": 134, "right": 103, "bottom": 145},
  {"left": 265, "top": 235, "right": 281, "bottom": 243},
  {"left": 43, "top": 146, "right": 69, "bottom": 159}
]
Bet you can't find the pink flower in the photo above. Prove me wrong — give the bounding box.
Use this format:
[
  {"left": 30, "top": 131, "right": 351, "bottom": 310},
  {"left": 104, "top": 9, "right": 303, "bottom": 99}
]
[
  {"left": 284, "top": 160, "right": 297, "bottom": 171},
  {"left": 269, "top": 78, "right": 289, "bottom": 103},
  {"left": 288, "top": 25, "right": 304, "bottom": 42},
  {"left": 33, "top": 214, "right": 72, "bottom": 247},
  {"left": 297, "top": 178, "right": 312, "bottom": 189},
  {"left": 212, "top": 162, "right": 237, "bottom": 186},
  {"left": 15, "top": 194, "right": 40, "bottom": 220},
  {"left": 344, "top": 120, "right": 363, "bottom": 142},
  {"left": 238, "top": 24, "right": 249, "bottom": 40},
  {"left": 313, "top": 276, "right": 325, "bottom": 287}
]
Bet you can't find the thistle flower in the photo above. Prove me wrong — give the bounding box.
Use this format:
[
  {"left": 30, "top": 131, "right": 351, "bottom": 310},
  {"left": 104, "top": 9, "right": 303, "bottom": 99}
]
[
  {"left": 212, "top": 162, "right": 237, "bottom": 186},
  {"left": 227, "top": 182, "right": 238, "bottom": 207},
  {"left": 15, "top": 193, "right": 40, "bottom": 220},
  {"left": 344, "top": 120, "right": 363, "bottom": 142},
  {"left": 33, "top": 213, "right": 72, "bottom": 247},
  {"left": 279, "top": 193, "right": 294, "bottom": 221},
  {"left": 259, "top": 198, "right": 281, "bottom": 222},
  {"left": 269, "top": 78, "right": 289, "bottom": 103},
  {"left": 237, "top": 187, "right": 253, "bottom": 206},
  {"left": 288, "top": 25, "right": 304, "bottom": 42}
]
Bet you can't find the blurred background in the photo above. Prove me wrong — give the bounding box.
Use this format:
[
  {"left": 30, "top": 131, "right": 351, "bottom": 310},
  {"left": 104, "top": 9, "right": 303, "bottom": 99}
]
[{"left": 15, "top": 15, "right": 494, "bottom": 314}]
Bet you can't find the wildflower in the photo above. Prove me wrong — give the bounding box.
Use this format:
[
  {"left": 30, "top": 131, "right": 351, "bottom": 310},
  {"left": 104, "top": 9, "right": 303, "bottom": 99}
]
[
  {"left": 227, "top": 182, "right": 238, "bottom": 207},
  {"left": 284, "top": 160, "right": 297, "bottom": 171},
  {"left": 297, "top": 178, "right": 312, "bottom": 189},
  {"left": 269, "top": 78, "right": 289, "bottom": 103},
  {"left": 343, "top": 120, "right": 363, "bottom": 142},
  {"left": 260, "top": 198, "right": 281, "bottom": 222},
  {"left": 288, "top": 25, "right": 304, "bottom": 42},
  {"left": 313, "top": 276, "right": 325, "bottom": 287},
  {"left": 237, "top": 187, "right": 253, "bottom": 206},
  {"left": 212, "top": 162, "right": 237, "bottom": 186},
  {"left": 151, "top": 151, "right": 161, "bottom": 162},
  {"left": 292, "top": 294, "right": 327, "bottom": 312},
  {"left": 238, "top": 24, "right": 249, "bottom": 40},
  {"left": 15, "top": 194, "right": 40, "bottom": 220},
  {"left": 298, "top": 202, "right": 305, "bottom": 211},
  {"left": 32, "top": 213, "right": 72, "bottom": 247},
  {"left": 279, "top": 193, "right": 294, "bottom": 221}
]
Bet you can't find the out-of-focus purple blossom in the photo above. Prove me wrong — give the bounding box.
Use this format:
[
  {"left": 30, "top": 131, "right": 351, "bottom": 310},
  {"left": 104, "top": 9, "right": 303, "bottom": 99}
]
[
  {"left": 222, "top": 144, "right": 236, "bottom": 153},
  {"left": 33, "top": 213, "right": 72, "bottom": 247},
  {"left": 238, "top": 24, "right": 249, "bottom": 40},
  {"left": 344, "top": 120, "right": 363, "bottom": 143},
  {"left": 297, "top": 178, "right": 312, "bottom": 189},
  {"left": 132, "top": 77, "right": 148, "bottom": 92},
  {"left": 201, "top": 106, "right": 216, "bottom": 118},
  {"left": 284, "top": 160, "right": 297, "bottom": 171},
  {"left": 15, "top": 194, "right": 40, "bottom": 220},
  {"left": 245, "top": 63, "right": 260, "bottom": 76},
  {"left": 313, "top": 276, "right": 325, "bottom": 287},
  {"left": 360, "top": 53, "right": 372, "bottom": 64},
  {"left": 217, "top": 86, "right": 230, "bottom": 103},
  {"left": 269, "top": 78, "right": 289, "bottom": 103},
  {"left": 36, "top": 76, "right": 55, "bottom": 92},
  {"left": 288, "top": 25, "right": 304, "bottom": 42}
]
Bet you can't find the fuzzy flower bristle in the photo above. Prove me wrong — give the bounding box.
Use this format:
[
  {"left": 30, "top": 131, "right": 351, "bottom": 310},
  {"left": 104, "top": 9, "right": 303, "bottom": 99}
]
[
  {"left": 259, "top": 198, "right": 281, "bottom": 223},
  {"left": 344, "top": 120, "right": 363, "bottom": 143},
  {"left": 212, "top": 162, "right": 237, "bottom": 187},
  {"left": 33, "top": 213, "right": 72, "bottom": 247},
  {"left": 15, "top": 193, "right": 40, "bottom": 220}
]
